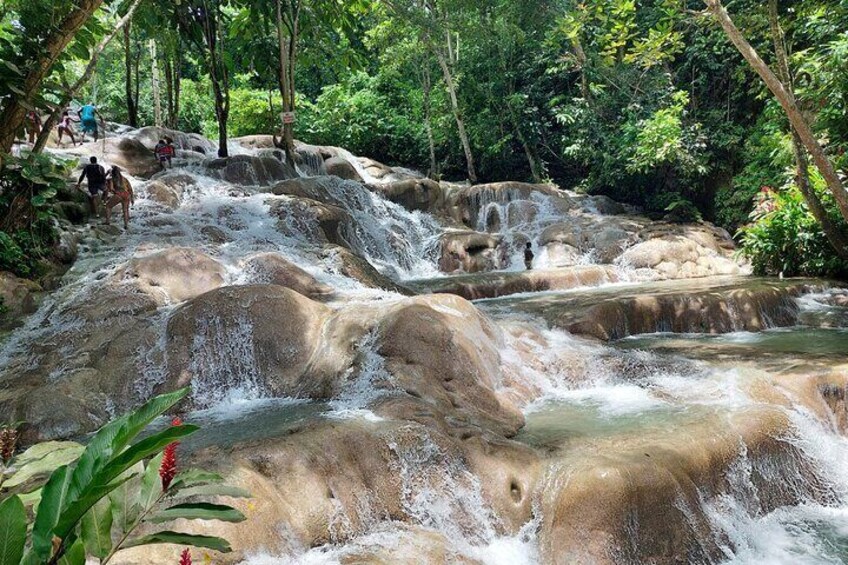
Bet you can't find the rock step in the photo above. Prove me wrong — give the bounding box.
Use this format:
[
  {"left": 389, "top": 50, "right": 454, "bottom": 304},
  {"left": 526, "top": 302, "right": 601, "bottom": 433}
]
[
  {"left": 480, "top": 276, "right": 841, "bottom": 340},
  {"left": 408, "top": 265, "right": 621, "bottom": 300}
]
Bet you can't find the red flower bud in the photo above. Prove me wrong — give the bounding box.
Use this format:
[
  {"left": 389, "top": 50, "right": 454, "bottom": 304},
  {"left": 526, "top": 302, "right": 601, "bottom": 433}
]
[
  {"left": 159, "top": 417, "right": 184, "bottom": 492},
  {"left": 179, "top": 548, "right": 192, "bottom": 565}
]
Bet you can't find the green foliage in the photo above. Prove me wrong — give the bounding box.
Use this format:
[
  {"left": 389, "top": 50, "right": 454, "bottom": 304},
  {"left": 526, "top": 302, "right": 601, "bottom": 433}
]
[
  {"left": 0, "top": 389, "right": 248, "bottom": 564},
  {"left": 299, "top": 72, "right": 428, "bottom": 169},
  {"left": 719, "top": 106, "right": 793, "bottom": 231},
  {"left": 0, "top": 152, "right": 74, "bottom": 277},
  {"left": 739, "top": 181, "right": 848, "bottom": 278},
  {"left": 227, "top": 86, "right": 280, "bottom": 138},
  {"left": 626, "top": 91, "right": 707, "bottom": 177}
]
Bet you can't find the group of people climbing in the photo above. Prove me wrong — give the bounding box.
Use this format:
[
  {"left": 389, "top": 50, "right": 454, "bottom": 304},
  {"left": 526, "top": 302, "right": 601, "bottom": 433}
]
[
  {"left": 21, "top": 103, "right": 104, "bottom": 148},
  {"left": 58, "top": 103, "right": 104, "bottom": 146},
  {"left": 75, "top": 156, "right": 134, "bottom": 230}
]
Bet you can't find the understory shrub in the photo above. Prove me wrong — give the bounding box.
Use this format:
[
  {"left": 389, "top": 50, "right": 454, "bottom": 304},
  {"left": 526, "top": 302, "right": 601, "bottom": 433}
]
[{"left": 739, "top": 181, "right": 848, "bottom": 278}]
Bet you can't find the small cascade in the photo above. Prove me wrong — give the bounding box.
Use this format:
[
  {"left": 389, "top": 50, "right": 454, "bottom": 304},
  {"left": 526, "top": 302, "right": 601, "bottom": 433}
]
[
  {"left": 466, "top": 187, "right": 595, "bottom": 271},
  {"left": 302, "top": 176, "right": 443, "bottom": 280},
  {"left": 295, "top": 144, "right": 328, "bottom": 176}
]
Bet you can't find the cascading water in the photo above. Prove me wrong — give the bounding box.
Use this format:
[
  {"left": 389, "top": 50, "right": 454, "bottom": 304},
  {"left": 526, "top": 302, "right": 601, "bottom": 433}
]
[
  {"left": 308, "top": 176, "right": 443, "bottom": 279},
  {"left": 4, "top": 131, "right": 848, "bottom": 565}
]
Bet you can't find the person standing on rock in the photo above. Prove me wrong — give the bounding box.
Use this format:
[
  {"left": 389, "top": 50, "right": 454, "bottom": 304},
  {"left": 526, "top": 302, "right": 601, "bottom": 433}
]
[
  {"left": 165, "top": 137, "right": 175, "bottom": 168},
  {"left": 76, "top": 156, "right": 107, "bottom": 218},
  {"left": 525, "top": 242, "right": 535, "bottom": 271},
  {"left": 58, "top": 111, "right": 79, "bottom": 146},
  {"left": 103, "top": 166, "right": 134, "bottom": 230},
  {"left": 78, "top": 102, "right": 103, "bottom": 142},
  {"left": 154, "top": 139, "right": 169, "bottom": 170},
  {"left": 24, "top": 111, "right": 42, "bottom": 145}
]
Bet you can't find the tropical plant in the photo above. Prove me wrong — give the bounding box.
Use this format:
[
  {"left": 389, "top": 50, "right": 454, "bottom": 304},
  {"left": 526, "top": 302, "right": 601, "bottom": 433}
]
[
  {"left": 0, "top": 152, "right": 75, "bottom": 277},
  {"left": 0, "top": 389, "right": 249, "bottom": 565},
  {"left": 739, "top": 182, "right": 848, "bottom": 277}
]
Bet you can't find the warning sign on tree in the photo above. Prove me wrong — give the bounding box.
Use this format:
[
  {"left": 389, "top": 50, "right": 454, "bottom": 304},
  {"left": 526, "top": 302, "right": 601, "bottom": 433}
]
[{"left": 281, "top": 112, "right": 296, "bottom": 125}]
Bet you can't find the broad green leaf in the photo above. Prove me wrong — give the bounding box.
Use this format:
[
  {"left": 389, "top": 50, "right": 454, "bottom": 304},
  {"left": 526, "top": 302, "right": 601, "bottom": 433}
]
[
  {"left": 138, "top": 453, "right": 164, "bottom": 514},
  {"left": 27, "top": 465, "right": 71, "bottom": 562},
  {"left": 2, "top": 442, "right": 82, "bottom": 491},
  {"left": 57, "top": 538, "right": 85, "bottom": 565},
  {"left": 66, "top": 388, "right": 189, "bottom": 511},
  {"left": 80, "top": 497, "right": 113, "bottom": 559},
  {"left": 53, "top": 474, "right": 136, "bottom": 540},
  {"left": 173, "top": 484, "right": 251, "bottom": 499},
  {"left": 109, "top": 463, "right": 144, "bottom": 536},
  {"left": 0, "top": 495, "right": 26, "bottom": 565},
  {"left": 169, "top": 469, "right": 224, "bottom": 492},
  {"left": 123, "top": 531, "right": 232, "bottom": 553},
  {"left": 148, "top": 502, "right": 246, "bottom": 524},
  {"left": 97, "top": 424, "right": 198, "bottom": 488}
]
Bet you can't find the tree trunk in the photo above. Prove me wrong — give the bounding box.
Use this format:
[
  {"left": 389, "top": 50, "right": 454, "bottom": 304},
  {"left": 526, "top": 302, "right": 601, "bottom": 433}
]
[
  {"left": 511, "top": 111, "right": 543, "bottom": 183},
  {"left": 34, "top": 0, "right": 142, "bottom": 153},
  {"left": 435, "top": 50, "right": 477, "bottom": 184},
  {"left": 766, "top": 0, "right": 848, "bottom": 259},
  {"left": 422, "top": 64, "right": 438, "bottom": 179},
  {"left": 571, "top": 35, "right": 591, "bottom": 102},
  {"left": 124, "top": 24, "right": 139, "bottom": 127},
  {"left": 150, "top": 40, "right": 162, "bottom": 128},
  {"left": 164, "top": 55, "right": 174, "bottom": 128},
  {"left": 704, "top": 0, "right": 848, "bottom": 223},
  {"left": 0, "top": 0, "right": 105, "bottom": 160},
  {"left": 172, "top": 37, "right": 182, "bottom": 129},
  {"left": 275, "top": 0, "right": 296, "bottom": 167}
]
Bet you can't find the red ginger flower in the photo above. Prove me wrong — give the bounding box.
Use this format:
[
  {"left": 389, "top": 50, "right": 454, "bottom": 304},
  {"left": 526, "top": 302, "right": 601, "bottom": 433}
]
[
  {"left": 179, "top": 548, "right": 192, "bottom": 565},
  {"left": 159, "top": 417, "right": 183, "bottom": 491}
]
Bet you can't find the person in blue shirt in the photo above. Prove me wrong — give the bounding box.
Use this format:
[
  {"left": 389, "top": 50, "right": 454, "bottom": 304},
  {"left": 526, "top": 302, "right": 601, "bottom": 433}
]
[{"left": 78, "top": 103, "right": 103, "bottom": 142}]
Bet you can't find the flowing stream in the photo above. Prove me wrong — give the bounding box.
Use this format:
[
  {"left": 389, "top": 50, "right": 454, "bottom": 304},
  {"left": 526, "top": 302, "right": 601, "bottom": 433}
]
[{"left": 3, "top": 135, "right": 848, "bottom": 564}]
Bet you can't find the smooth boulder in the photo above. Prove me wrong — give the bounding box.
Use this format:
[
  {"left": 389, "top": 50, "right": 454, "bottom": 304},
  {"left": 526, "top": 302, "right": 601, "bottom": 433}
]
[
  {"left": 164, "top": 285, "right": 334, "bottom": 407},
  {"left": 114, "top": 247, "right": 227, "bottom": 304},
  {"left": 242, "top": 253, "right": 333, "bottom": 299}
]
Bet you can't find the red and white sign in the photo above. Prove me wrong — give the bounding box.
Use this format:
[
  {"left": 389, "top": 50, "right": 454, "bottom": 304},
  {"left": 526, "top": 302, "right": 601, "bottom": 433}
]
[{"left": 281, "top": 112, "right": 296, "bottom": 125}]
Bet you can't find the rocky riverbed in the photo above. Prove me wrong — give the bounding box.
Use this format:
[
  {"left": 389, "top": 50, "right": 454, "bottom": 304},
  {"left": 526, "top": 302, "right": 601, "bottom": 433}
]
[{"left": 2, "top": 126, "right": 848, "bottom": 564}]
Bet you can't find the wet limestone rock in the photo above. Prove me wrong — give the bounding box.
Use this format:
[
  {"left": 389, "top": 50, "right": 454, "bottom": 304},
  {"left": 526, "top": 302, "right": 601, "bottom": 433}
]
[
  {"left": 376, "top": 294, "right": 525, "bottom": 437},
  {"left": 102, "top": 137, "right": 160, "bottom": 178},
  {"left": 242, "top": 253, "right": 333, "bottom": 299},
  {"left": 110, "top": 417, "right": 541, "bottom": 565},
  {"left": 538, "top": 408, "right": 824, "bottom": 565},
  {"left": 269, "top": 197, "right": 351, "bottom": 247},
  {"left": 410, "top": 265, "right": 621, "bottom": 300},
  {"left": 164, "top": 285, "right": 335, "bottom": 406},
  {"left": 368, "top": 178, "right": 444, "bottom": 212},
  {"left": 0, "top": 272, "right": 42, "bottom": 330},
  {"left": 325, "top": 156, "right": 363, "bottom": 182},
  {"left": 142, "top": 180, "right": 180, "bottom": 209},
  {"left": 132, "top": 126, "right": 216, "bottom": 154},
  {"left": 443, "top": 182, "right": 573, "bottom": 227},
  {"left": 203, "top": 155, "right": 297, "bottom": 186},
  {"left": 619, "top": 234, "right": 741, "bottom": 279},
  {"left": 0, "top": 284, "right": 161, "bottom": 442},
  {"left": 142, "top": 173, "right": 197, "bottom": 210},
  {"left": 439, "top": 231, "right": 504, "bottom": 274},
  {"left": 514, "top": 278, "right": 813, "bottom": 340},
  {"left": 321, "top": 245, "right": 414, "bottom": 295},
  {"left": 114, "top": 247, "right": 227, "bottom": 305},
  {"left": 270, "top": 176, "right": 330, "bottom": 200}
]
